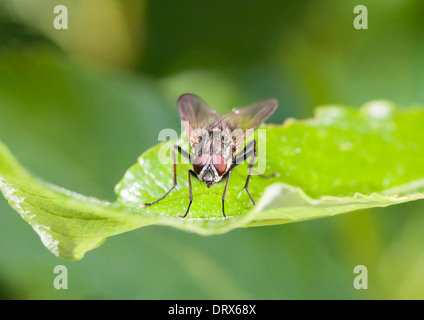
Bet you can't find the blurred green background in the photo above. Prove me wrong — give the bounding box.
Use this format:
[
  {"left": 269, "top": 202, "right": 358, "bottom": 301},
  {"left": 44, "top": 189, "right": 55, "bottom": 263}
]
[{"left": 1, "top": 0, "right": 424, "bottom": 299}]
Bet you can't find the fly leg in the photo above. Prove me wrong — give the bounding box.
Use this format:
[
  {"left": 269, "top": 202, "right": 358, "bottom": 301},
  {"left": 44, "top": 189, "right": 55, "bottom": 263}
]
[
  {"left": 229, "top": 140, "right": 257, "bottom": 205},
  {"left": 221, "top": 171, "right": 232, "bottom": 218},
  {"left": 232, "top": 140, "right": 256, "bottom": 168},
  {"left": 179, "top": 170, "right": 197, "bottom": 218},
  {"left": 244, "top": 140, "right": 257, "bottom": 205},
  {"left": 230, "top": 139, "right": 278, "bottom": 206},
  {"left": 141, "top": 145, "right": 189, "bottom": 207}
]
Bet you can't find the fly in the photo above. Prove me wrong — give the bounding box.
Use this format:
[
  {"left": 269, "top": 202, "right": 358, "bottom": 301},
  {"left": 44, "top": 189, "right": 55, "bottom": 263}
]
[{"left": 142, "top": 93, "right": 278, "bottom": 218}]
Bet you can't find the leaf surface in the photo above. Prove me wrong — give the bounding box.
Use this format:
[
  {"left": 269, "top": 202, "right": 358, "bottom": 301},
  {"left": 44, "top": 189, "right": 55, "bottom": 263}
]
[{"left": 1, "top": 101, "right": 424, "bottom": 260}]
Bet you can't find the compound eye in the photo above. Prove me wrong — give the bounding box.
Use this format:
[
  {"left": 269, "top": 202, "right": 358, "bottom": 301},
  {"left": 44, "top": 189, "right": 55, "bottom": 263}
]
[
  {"left": 192, "top": 154, "right": 209, "bottom": 175},
  {"left": 212, "top": 154, "right": 227, "bottom": 176}
]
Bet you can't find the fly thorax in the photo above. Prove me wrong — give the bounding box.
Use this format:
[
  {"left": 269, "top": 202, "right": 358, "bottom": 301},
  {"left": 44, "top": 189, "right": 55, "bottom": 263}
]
[{"left": 210, "top": 129, "right": 233, "bottom": 165}]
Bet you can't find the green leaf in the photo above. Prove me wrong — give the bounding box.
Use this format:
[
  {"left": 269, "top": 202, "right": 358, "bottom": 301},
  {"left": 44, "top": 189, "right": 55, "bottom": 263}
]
[{"left": 1, "top": 100, "right": 424, "bottom": 260}]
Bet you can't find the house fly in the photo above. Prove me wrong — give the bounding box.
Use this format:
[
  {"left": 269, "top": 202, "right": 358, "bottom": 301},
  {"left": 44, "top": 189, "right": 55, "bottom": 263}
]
[{"left": 142, "top": 93, "right": 278, "bottom": 218}]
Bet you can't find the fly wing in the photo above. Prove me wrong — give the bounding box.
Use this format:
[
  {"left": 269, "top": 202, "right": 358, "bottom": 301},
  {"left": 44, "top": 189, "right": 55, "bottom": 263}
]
[
  {"left": 178, "top": 94, "right": 222, "bottom": 146},
  {"left": 218, "top": 98, "right": 278, "bottom": 148}
]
